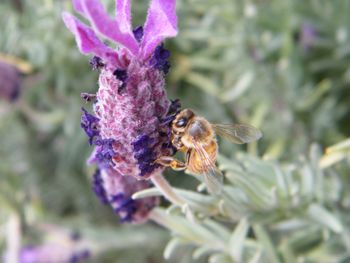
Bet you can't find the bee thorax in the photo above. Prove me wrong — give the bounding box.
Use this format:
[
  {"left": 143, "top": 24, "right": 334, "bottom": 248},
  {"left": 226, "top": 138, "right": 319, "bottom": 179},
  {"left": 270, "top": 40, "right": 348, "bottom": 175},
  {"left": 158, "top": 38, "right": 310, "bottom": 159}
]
[{"left": 188, "top": 119, "right": 212, "bottom": 139}]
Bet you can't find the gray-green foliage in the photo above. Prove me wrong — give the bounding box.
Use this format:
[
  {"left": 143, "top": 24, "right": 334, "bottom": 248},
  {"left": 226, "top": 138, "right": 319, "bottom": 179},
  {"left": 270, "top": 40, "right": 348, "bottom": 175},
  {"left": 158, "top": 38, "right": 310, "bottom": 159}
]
[
  {"left": 0, "top": 0, "right": 349, "bottom": 262},
  {"left": 142, "top": 143, "right": 350, "bottom": 263}
]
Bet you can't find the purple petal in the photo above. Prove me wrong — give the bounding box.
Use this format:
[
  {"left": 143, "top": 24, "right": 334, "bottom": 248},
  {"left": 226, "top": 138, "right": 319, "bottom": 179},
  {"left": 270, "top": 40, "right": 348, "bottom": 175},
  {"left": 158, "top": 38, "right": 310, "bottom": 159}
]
[
  {"left": 141, "top": 0, "right": 177, "bottom": 59},
  {"left": 79, "top": 0, "right": 138, "bottom": 55},
  {"left": 62, "top": 12, "right": 119, "bottom": 65},
  {"left": 72, "top": 0, "right": 84, "bottom": 14},
  {"left": 116, "top": 0, "right": 132, "bottom": 33}
]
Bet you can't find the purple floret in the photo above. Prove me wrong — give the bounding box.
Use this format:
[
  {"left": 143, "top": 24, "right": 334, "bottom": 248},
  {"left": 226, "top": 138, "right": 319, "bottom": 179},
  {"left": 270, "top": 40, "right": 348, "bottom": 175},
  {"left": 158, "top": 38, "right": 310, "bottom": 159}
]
[
  {"left": 111, "top": 194, "right": 137, "bottom": 222},
  {"left": 94, "top": 138, "right": 116, "bottom": 167},
  {"left": 69, "top": 250, "right": 91, "bottom": 263},
  {"left": 80, "top": 108, "right": 100, "bottom": 145},
  {"left": 112, "top": 69, "right": 127, "bottom": 82},
  {"left": 80, "top": 93, "right": 96, "bottom": 102},
  {"left": 150, "top": 44, "right": 171, "bottom": 74},
  {"left": 92, "top": 169, "right": 109, "bottom": 205},
  {"left": 132, "top": 135, "right": 160, "bottom": 176},
  {"left": 89, "top": 56, "right": 104, "bottom": 70},
  {"left": 112, "top": 68, "right": 128, "bottom": 93},
  {"left": 132, "top": 26, "right": 144, "bottom": 43},
  {"left": 81, "top": 109, "right": 117, "bottom": 167},
  {"left": 132, "top": 135, "right": 155, "bottom": 152}
]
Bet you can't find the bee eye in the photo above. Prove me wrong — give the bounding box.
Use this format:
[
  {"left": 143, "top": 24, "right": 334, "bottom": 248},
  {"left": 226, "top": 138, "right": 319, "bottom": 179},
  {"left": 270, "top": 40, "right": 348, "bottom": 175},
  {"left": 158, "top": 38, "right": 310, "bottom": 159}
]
[{"left": 176, "top": 118, "right": 187, "bottom": 127}]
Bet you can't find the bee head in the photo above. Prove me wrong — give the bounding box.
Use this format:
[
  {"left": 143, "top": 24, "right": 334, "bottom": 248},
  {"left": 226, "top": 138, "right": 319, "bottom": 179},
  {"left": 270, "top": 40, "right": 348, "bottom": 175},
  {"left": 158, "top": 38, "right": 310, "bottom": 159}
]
[{"left": 172, "top": 109, "right": 194, "bottom": 132}]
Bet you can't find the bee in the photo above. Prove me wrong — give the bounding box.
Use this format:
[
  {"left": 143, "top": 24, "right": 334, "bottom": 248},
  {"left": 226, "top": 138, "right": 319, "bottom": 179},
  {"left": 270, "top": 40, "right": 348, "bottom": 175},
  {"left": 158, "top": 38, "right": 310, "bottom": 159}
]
[{"left": 156, "top": 109, "right": 262, "bottom": 195}]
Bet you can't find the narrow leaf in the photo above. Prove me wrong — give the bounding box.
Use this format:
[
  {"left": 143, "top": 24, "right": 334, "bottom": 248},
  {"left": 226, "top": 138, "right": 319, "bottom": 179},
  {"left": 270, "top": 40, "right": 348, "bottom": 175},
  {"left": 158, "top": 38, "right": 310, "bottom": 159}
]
[
  {"left": 229, "top": 218, "right": 249, "bottom": 262},
  {"left": 193, "top": 246, "right": 216, "bottom": 260},
  {"left": 253, "top": 225, "right": 281, "bottom": 263},
  {"left": 163, "top": 238, "right": 188, "bottom": 260},
  {"left": 209, "top": 253, "right": 232, "bottom": 263},
  {"left": 307, "top": 204, "right": 343, "bottom": 233},
  {"left": 132, "top": 187, "right": 161, "bottom": 199},
  {"left": 220, "top": 72, "right": 254, "bottom": 102}
]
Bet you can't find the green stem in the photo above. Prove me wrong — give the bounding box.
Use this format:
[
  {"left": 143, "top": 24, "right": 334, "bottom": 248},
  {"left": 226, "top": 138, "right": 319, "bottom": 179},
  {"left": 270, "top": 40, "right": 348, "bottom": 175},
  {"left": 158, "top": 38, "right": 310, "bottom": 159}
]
[{"left": 151, "top": 173, "right": 186, "bottom": 207}]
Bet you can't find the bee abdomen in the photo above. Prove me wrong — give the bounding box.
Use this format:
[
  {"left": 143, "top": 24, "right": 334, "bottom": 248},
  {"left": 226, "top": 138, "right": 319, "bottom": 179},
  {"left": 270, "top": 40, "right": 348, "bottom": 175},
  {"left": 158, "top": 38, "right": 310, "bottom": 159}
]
[{"left": 187, "top": 141, "right": 218, "bottom": 174}]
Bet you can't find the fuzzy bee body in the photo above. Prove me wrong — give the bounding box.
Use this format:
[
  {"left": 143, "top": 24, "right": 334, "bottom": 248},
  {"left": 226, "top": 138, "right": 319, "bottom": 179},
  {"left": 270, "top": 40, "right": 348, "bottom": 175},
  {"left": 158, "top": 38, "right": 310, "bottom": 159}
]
[{"left": 156, "top": 108, "right": 262, "bottom": 194}]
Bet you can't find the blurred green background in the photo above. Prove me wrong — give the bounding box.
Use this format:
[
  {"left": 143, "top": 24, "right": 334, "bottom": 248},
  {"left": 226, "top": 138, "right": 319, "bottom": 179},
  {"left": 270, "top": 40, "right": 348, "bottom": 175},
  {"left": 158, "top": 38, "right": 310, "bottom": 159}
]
[{"left": 1, "top": 0, "right": 349, "bottom": 262}]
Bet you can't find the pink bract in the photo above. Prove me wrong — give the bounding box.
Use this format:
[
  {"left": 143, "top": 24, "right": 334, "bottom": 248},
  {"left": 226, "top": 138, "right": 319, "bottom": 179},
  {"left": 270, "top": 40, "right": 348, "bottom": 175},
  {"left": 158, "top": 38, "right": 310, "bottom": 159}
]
[{"left": 63, "top": 0, "right": 177, "bottom": 63}]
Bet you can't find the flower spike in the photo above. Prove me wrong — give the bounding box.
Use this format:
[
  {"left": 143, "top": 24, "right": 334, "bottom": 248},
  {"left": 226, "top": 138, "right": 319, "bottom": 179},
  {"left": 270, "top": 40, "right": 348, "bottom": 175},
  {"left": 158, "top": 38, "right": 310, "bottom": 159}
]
[{"left": 63, "top": 0, "right": 180, "bottom": 223}]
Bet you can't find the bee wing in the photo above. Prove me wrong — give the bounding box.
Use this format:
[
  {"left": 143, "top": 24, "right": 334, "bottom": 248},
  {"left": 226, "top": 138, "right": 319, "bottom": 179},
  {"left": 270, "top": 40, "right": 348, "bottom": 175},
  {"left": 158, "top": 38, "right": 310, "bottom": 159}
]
[
  {"left": 191, "top": 139, "right": 223, "bottom": 195},
  {"left": 212, "top": 123, "right": 262, "bottom": 144},
  {"left": 203, "top": 169, "right": 223, "bottom": 195}
]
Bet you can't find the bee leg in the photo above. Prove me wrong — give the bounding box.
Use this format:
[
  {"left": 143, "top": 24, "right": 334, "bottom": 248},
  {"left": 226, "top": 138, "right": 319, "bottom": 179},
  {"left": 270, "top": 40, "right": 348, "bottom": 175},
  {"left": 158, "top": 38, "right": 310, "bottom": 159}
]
[
  {"left": 185, "top": 150, "right": 191, "bottom": 166},
  {"left": 155, "top": 156, "right": 187, "bottom": 171}
]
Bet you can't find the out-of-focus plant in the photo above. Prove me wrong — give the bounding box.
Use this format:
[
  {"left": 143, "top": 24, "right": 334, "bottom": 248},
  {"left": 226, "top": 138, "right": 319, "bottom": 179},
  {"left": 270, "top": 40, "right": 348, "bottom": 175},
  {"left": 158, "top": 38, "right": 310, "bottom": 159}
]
[
  {"left": 136, "top": 142, "right": 350, "bottom": 263},
  {"left": 1, "top": 0, "right": 350, "bottom": 262}
]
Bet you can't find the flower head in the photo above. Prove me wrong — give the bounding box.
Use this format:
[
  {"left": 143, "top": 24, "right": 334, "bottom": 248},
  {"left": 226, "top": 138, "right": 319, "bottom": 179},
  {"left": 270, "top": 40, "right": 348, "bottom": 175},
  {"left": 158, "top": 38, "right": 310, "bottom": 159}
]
[
  {"left": 63, "top": 0, "right": 179, "bottom": 221},
  {"left": 63, "top": 0, "right": 178, "bottom": 179}
]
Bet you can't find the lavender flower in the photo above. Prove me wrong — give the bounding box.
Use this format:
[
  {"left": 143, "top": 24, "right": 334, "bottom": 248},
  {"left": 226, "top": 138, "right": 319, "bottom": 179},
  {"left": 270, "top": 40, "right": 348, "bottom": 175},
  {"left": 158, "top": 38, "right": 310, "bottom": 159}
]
[
  {"left": 299, "top": 23, "right": 317, "bottom": 51},
  {"left": 17, "top": 245, "right": 90, "bottom": 263},
  {"left": 0, "top": 61, "right": 21, "bottom": 102},
  {"left": 63, "top": 0, "right": 180, "bottom": 221},
  {"left": 63, "top": 0, "right": 177, "bottom": 178}
]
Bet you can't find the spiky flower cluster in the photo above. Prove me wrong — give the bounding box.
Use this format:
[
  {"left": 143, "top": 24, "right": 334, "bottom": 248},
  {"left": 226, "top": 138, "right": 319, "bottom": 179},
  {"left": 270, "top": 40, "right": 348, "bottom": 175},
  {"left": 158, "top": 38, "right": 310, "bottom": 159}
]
[
  {"left": 92, "top": 168, "right": 160, "bottom": 223},
  {"left": 62, "top": 0, "right": 178, "bottom": 222}
]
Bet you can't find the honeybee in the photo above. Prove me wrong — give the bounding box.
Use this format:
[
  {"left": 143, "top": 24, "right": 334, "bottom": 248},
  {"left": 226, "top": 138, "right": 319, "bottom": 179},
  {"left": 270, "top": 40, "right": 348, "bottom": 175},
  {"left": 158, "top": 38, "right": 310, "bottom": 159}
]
[{"left": 156, "top": 109, "right": 262, "bottom": 195}]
